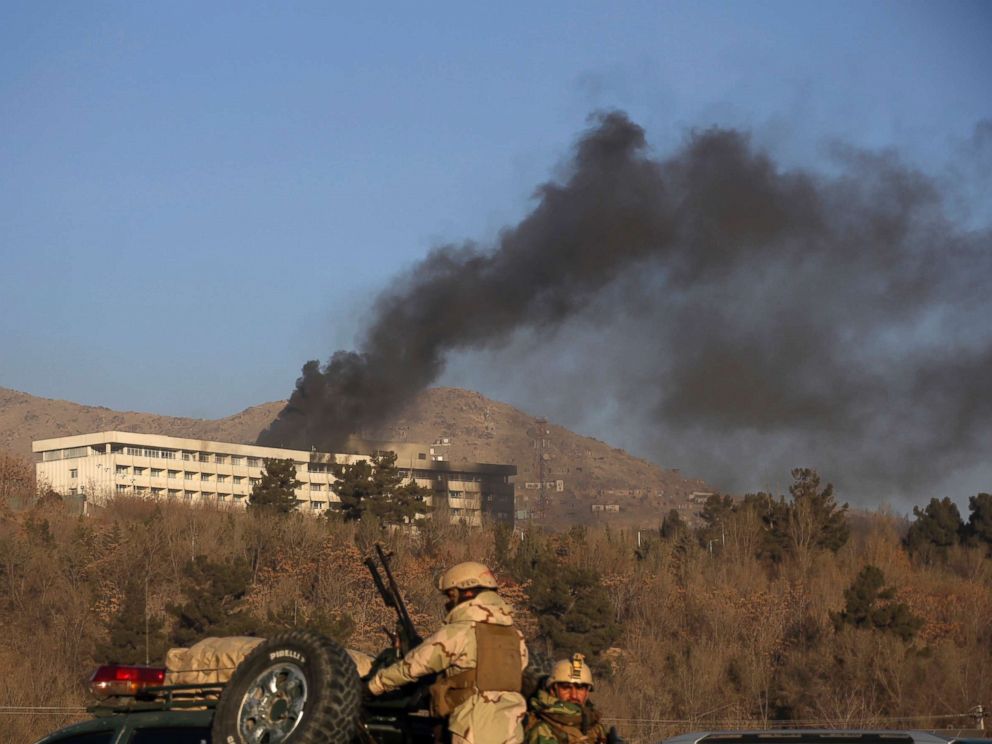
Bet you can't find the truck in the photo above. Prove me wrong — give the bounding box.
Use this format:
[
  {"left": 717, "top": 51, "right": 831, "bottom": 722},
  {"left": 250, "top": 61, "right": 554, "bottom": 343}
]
[
  {"left": 33, "top": 629, "right": 437, "bottom": 743},
  {"left": 35, "top": 545, "right": 438, "bottom": 744}
]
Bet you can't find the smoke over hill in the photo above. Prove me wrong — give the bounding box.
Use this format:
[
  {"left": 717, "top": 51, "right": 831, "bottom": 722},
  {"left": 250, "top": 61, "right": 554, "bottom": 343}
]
[{"left": 259, "top": 112, "right": 992, "bottom": 503}]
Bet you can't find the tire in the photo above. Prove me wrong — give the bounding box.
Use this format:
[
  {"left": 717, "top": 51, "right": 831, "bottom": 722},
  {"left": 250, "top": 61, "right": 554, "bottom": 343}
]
[{"left": 211, "top": 630, "right": 362, "bottom": 744}]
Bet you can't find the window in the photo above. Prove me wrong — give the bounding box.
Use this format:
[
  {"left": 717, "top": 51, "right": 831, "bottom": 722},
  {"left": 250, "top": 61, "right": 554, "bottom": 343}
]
[
  {"left": 116, "top": 466, "right": 129, "bottom": 475},
  {"left": 126, "top": 447, "right": 143, "bottom": 456},
  {"left": 249, "top": 477, "right": 261, "bottom": 486},
  {"left": 198, "top": 453, "right": 210, "bottom": 463},
  {"left": 69, "top": 487, "right": 78, "bottom": 496},
  {"left": 160, "top": 450, "right": 176, "bottom": 460},
  {"left": 116, "top": 484, "right": 129, "bottom": 493},
  {"left": 130, "top": 726, "right": 211, "bottom": 743},
  {"left": 185, "top": 472, "right": 195, "bottom": 481},
  {"left": 183, "top": 492, "right": 193, "bottom": 501},
  {"left": 312, "top": 501, "right": 325, "bottom": 510},
  {"left": 200, "top": 473, "right": 211, "bottom": 482},
  {"left": 247, "top": 457, "right": 261, "bottom": 467},
  {"left": 182, "top": 452, "right": 194, "bottom": 461},
  {"left": 168, "top": 470, "right": 179, "bottom": 479},
  {"left": 151, "top": 488, "right": 164, "bottom": 495},
  {"left": 135, "top": 486, "right": 147, "bottom": 495},
  {"left": 230, "top": 456, "right": 243, "bottom": 466},
  {"left": 143, "top": 448, "right": 160, "bottom": 458},
  {"left": 151, "top": 468, "right": 163, "bottom": 477},
  {"left": 217, "top": 474, "right": 227, "bottom": 483},
  {"left": 47, "top": 730, "right": 115, "bottom": 743},
  {"left": 167, "top": 489, "right": 180, "bottom": 498},
  {"left": 233, "top": 476, "right": 243, "bottom": 484},
  {"left": 70, "top": 468, "right": 78, "bottom": 479},
  {"left": 311, "top": 483, "right": 323, "bottom": 491},
  {"left": 214, "top": 454, "right": 226, "bottom": 464},
  {"left": 133, "top": 467, "right": 146, "bottom": 476}
]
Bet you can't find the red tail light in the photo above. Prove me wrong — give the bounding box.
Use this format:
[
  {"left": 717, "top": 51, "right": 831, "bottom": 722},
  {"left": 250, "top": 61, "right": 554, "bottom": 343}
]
[{"left": 90, "top": 665, "right": 167, "bottom": 697}]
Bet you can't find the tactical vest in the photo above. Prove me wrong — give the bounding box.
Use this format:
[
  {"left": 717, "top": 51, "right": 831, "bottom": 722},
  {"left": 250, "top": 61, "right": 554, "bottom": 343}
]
[{"left": 429, "top": 622, "right": 522, "bottom": 717}]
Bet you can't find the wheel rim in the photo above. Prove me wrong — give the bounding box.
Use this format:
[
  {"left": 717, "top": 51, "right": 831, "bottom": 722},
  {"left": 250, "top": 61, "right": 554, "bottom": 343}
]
[{"left": 236, "top": 661, "right": 309, "bottom": 743}]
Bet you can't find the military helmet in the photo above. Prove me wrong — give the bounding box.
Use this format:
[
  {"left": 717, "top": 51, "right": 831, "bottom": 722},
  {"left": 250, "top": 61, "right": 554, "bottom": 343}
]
[
  {"left": 437, "top": 561, "right": 499, "bottom": 592},
  {"left": 549, "top": 653, "right": 594, "bottom": 689}
]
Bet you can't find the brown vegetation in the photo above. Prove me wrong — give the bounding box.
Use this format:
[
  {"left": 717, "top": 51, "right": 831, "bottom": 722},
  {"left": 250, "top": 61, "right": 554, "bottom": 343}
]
[{"left": 0, "top": 470, "right": 989, "bottom": 743}]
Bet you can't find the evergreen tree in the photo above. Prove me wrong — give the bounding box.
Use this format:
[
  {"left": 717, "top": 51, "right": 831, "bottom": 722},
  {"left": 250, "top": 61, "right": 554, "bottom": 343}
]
[
  {"left": 963, "top": 492, "right": 992, "bottom": 550},
  {"left": 784, "top": 468, "right": 849, "bottom": 553},
  {"left": 527, "top": 564, "right": 619, "bottom": 658},
  {"left": 332, "top": 451, "right": 431, "bottom": 525},
  {"left": 696, "top": 493, "right": 735, "bottom": 551},
  {"left": 97, "top": 577, "right": 166, "bottom": 664},
  {"left": 248, "top": 458, "right": 302, "bottom": 514},
  {"left": 752, "top": 470, "right": 849, "bottom": 563},
  {"left": 905, "top": 497, "right": 963, "bottom": 563},
  {"left": 830, "top": 565, "right": 923, "bottom": 642},
  {"left": 660, "top": 508, "right": 687, "bottom": 540},
  {"left": 167, "top": 555, "right": 257, "bottom": 646}
]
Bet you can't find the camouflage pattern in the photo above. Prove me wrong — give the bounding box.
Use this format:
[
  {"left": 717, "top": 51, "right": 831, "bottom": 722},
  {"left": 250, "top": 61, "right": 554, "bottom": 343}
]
[
  {"left": 524, "top": 689, "right": 607, "bottom": 744},
  {"left": 368, "top": 590, "right": 528, "bottom": 744}
]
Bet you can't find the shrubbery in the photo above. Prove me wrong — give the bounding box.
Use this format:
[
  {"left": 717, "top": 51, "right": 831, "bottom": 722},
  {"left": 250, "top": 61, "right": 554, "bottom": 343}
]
[{"left": 0, "top": 462, "right": 990, "bottom": 742}]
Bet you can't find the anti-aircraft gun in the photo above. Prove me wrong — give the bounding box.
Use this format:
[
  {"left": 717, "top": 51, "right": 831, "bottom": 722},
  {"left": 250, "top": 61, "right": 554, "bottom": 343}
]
[
  {"left": 360, "top": 543, "right": 441, "bottom": 742},
  {"left": 364, "top": 543, "right": 424, "bottom": 656}
]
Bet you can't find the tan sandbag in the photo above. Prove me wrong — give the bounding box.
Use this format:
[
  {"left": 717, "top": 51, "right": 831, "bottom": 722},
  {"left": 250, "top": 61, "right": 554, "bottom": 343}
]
[
  {"left": 165, "top": 635, "right": 375, "bottom": 685},
  {"left": 165, "top": 636, "right": 264, "bottom": 685}
]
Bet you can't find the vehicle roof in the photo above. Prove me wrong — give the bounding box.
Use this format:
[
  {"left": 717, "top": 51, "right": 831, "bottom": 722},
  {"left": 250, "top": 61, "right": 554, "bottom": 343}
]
[
  {"left": 33, "top": 709, "right": 214, "bottom": 743},
  {"left": 662, "top": 731, "right": 990, "bottom": 744}
]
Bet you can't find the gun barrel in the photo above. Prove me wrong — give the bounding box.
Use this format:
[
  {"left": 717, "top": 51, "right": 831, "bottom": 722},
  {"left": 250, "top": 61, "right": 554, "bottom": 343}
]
[
  {"left": 365, "top": 545, "right": 422, "bottom": 654},
  {"left": 364, "top": 558, "right": 397, "bottom": 609}
]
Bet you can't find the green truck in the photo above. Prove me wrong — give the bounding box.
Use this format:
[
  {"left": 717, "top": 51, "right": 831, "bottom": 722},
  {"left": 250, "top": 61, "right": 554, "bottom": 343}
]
[{"left": 34, "top": 629, "right": 439, "bottom": 744}]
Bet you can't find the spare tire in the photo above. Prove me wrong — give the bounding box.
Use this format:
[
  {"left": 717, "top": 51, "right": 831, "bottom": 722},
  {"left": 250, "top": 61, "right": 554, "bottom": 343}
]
[{"left": 211, "top": 630, "right": 362, "bottom": 744}]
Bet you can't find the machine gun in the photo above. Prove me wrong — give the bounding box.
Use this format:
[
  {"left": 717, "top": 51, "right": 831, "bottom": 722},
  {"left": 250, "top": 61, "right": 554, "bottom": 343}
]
[{"left": 365, "top": 543, "right": 423, "bottom": 656}]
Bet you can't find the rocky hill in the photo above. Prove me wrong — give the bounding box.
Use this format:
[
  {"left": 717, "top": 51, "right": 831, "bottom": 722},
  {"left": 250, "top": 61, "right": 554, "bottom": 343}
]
[
  {"left": 0, "top": 387, "right": 283, "bottom": 457},
  {"left": 1, "top": 386, "right": 710, "bottom": 528},
  {"left": 375, "top": 388, "right": 710, "bottom": 527}
]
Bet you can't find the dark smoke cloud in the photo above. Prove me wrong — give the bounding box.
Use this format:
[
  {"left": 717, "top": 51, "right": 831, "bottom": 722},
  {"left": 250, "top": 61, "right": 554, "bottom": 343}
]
[{"left": 259, "top": 112, "right": 991, "bottom": 504}]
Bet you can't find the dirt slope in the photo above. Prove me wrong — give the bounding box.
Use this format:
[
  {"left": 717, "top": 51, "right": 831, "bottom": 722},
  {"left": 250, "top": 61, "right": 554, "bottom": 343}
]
[
  {"left": 375, "top": 387, "right": 710, "bottom": 527},
  {"left": 0, "top": 387, "right": 283, "bottom": 457}
]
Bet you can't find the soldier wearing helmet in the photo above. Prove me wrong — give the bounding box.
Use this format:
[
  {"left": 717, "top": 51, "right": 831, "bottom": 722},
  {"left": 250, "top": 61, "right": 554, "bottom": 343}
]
[
  {"left": 525, "top": 654, "right": 609, "bottom": 744},
  {"left": 367, "top": 561, "right": 529, "bottom": 744}
]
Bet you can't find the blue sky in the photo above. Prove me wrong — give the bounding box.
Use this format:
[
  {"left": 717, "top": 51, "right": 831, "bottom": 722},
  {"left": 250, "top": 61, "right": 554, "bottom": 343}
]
[{"left": 2, "top": 2, "right": 990, "bottom": 498}]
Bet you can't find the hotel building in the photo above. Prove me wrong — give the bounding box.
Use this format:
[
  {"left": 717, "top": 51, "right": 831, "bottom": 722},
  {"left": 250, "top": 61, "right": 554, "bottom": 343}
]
[{"left": 32, "top": 431, "right": 515, "bottom": 526}]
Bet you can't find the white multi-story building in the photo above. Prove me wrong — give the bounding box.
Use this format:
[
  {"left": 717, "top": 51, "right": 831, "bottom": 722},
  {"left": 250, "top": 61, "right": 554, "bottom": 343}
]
[{"left": 32, "top": 431, "right": 516, "bottom": 525}]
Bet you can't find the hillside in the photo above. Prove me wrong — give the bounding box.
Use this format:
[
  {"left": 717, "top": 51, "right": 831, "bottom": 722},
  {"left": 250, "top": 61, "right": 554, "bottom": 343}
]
[
  {"left": 0, "top": 387, "right": 284, "bottom": 457},
  {"left": 374, "top": 387, "right": 710, "bottom": 527},
  {"left": 1, "top": 386, "right": 710, "bottom": 527}
]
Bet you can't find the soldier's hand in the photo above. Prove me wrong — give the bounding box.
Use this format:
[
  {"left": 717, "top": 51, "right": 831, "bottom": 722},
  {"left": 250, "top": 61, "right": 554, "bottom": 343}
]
[{"left": 361, "top": 677, "right": 376, "bottom": 701}]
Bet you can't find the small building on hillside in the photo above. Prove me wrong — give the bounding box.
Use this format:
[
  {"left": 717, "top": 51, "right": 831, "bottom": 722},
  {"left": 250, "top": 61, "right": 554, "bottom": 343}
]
[{"left": 32, "top": 431, "right": 515, "bottom": 526}]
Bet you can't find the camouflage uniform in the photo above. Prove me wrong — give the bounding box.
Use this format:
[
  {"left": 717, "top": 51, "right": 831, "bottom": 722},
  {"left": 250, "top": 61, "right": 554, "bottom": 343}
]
[
  {"left": 524, "top": 689, "right": 608, "bottom": 744},
  {"left": 368, "top": 589, "right": 529, "bottom": 744}
]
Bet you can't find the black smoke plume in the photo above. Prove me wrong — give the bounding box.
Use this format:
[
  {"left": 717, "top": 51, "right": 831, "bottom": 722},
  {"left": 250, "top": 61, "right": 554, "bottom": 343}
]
[{"left": 259, "top": 112, "right": 992, "bottom": 502}]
